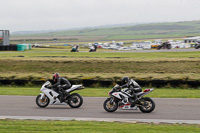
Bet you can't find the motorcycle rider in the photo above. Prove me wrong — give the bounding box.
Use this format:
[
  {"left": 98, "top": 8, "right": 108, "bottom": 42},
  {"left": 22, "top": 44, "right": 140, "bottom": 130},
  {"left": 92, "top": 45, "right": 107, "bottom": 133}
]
[
  {"left": 48, "top": 73, "right": 71, "bottom": 102},
  {"left": 118, "top": 76, "right": 142, "bottom": 107}
]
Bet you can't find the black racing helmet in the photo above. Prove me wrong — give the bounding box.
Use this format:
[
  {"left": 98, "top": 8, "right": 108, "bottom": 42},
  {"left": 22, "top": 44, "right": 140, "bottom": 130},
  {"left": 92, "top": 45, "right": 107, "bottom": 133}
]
[
  {"left": 122, "top": 76, "right": 129, "bottom": 84},
  {"left": 53, "top": 73, "right": 60, "bottom": 82}
]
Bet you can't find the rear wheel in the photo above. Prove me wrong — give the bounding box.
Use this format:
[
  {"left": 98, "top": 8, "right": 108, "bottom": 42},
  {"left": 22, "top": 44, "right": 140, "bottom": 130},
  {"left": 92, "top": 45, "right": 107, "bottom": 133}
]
[
  {"left": 36, "top": 94, "right": 49, "bottom": 108},
  {"left": 138, "top": 97, "right": 155, "bottom": 113},
  {"left": 68, "top": 93, "right": 83, "bottom": 108},
  {"left": 103, "top": 98, "right": 118, "bottom": 112},
  {"left": 167, "top": 44, "right": 172, "bottom": 49}
]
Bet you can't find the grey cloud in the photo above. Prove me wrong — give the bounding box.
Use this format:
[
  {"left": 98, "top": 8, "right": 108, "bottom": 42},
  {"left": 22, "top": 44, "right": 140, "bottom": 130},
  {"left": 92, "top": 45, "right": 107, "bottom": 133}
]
[{"left": 0, "top": 0, "right": 200, "bottom": 32}]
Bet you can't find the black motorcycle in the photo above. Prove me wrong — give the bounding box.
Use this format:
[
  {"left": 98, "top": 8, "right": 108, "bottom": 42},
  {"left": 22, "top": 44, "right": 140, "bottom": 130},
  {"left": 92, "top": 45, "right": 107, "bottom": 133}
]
[
  {"left": 89, "top": 45, "right": 97, "bottom": 52},
  {"left": 157, "top": 42, "right": 172, "bottom": 50},
  {"left": 71, "top": 46, "right": 79, "bottom": 52},
  {"left": 103, "top": 85, "right": 156, "bottom": 113},
  {"left": 195, "top": 43, "right": 200, "bottom": 49}
]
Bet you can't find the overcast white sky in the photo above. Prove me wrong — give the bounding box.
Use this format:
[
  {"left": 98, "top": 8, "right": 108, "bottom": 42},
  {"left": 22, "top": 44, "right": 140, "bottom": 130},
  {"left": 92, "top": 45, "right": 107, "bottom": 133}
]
[{"left": 0, "top": 0, "right": 200, "bottom": 32}]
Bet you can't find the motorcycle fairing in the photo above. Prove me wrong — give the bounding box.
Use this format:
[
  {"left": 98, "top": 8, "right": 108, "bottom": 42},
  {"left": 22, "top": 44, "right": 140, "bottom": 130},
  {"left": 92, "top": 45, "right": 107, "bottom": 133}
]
[{"left": 66, "top": 85, "right": 83, "bottom": 93}]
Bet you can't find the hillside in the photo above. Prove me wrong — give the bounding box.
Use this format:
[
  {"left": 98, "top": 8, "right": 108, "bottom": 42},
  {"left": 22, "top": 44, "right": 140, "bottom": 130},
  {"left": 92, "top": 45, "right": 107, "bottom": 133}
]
[{"left": 11, "top": 20, "right": 200, "bottom": 41}]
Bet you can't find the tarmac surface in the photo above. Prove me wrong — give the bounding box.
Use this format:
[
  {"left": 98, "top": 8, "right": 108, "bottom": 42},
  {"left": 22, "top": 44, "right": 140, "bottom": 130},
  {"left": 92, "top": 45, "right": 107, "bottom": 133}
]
[{"left": 0, "top": 96, "right": 200, "bottom": 124}]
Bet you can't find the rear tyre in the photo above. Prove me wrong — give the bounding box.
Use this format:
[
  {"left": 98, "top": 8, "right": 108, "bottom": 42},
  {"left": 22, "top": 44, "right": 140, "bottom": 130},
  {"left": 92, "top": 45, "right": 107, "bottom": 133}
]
[
  {"left": 138, "top": 97, "right": 155, "bottom": 113},
  {"left": 103, "top": 98, "right": 118, "bottom": 112},
  {"left": 167, "top": 44, "right": 172, "bottom": 49},
  {"left": 68, "top": 93, "right": 83, "bottom": 108},
  {"left": 36, "top": 94, "right": 50, "bottom": 108}
]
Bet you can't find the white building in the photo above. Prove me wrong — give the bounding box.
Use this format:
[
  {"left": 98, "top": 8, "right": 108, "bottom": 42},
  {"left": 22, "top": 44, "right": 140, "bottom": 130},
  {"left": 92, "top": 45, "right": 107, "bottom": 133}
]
[{"left": 184, "top": 36, "right": 200, "bottom": 43}]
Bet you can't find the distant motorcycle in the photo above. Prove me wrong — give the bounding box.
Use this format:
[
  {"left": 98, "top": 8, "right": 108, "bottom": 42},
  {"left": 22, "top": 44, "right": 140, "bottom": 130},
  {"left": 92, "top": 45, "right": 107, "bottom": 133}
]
[
  {"left": 36, "top": 81, "right": 84, "bottom": 108},
  {"left": 157, "top": 42, "right": 171, "bottom": 50},
  {"left": 71, "top": 46, "right": 79, "bottom": 52},
  {"left": 89, "top": 45, "right": 97, "bottom": 52},
  {"left": 195, "top": 43, "right": 200, "bottom": 49},
  {"left": 103, "top": 85, "right": 155, "bottom": 113}
]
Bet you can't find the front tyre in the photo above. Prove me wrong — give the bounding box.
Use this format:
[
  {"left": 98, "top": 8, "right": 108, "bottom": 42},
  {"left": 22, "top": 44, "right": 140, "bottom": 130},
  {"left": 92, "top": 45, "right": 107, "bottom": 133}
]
[
  {"left": 68, "top": 93, "right": 83, "bottom": 108},
  {"left": 138, "top": 97, "right": 155, "bottom": 113},
  {"left": 103, "top": 98, "right": 118, "bottom": 112},
  {"left": 157, "top": 46, "right": 161, "bottom": 50},
  {"left": 36, "top": 94, "right": 50, "bottom": 108}
]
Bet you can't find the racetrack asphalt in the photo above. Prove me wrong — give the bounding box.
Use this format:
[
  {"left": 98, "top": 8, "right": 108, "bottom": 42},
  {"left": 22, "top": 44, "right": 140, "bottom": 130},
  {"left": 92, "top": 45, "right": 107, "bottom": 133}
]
[{"left": 0, "top": 96, "right": 200, "bottom": 124}]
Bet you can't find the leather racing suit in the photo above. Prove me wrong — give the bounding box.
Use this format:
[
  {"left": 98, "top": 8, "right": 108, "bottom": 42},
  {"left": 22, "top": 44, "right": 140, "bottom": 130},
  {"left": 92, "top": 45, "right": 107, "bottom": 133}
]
[
  {"left": 120, "top": 79, "right": 142, "bottom": 104},
  {"left": 51, "top": 77, "right": 71, "bottom": 102}
]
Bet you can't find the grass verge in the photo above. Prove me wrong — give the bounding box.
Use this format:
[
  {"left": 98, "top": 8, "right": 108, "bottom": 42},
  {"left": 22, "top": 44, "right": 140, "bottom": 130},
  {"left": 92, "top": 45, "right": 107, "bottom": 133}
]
[
  {"left": 0, "top": 58, "right": 200, "bottom": 81},
  {"left": 0, "top": 119, "right": 199, "bottom": 133},
  {"left": 0, "top": 50, "right": 200, "bottom": 81},
  {"left": 0, "top": 86, "right": 200, "bottom": 98}
]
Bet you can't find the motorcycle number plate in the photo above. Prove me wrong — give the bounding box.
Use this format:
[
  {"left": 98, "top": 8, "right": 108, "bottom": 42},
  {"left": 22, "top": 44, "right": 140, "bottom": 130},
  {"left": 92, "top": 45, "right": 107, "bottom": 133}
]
[
  {"left": 124, "top": 105, "right": 129, "bottom": 109},
  {"left": 119, "top": 105, "right": 138, "bottom": 110}
]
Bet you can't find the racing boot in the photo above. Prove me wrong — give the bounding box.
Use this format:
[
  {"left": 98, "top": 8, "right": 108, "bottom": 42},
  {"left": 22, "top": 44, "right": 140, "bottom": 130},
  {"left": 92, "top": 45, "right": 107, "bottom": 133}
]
[
  {"left": 130, "top": 95, "right": 139, "bottom": 107},
  {"left": 56, "top": 94, "right": 64, "bottom": 103},
  {"left": 62, "top": 92, "right": 69, "bottom": 102},
  {"left": 60, "top": 88, "right": 69, "bottom": 102},
  {"left": 130, "top": 99, "right": 140, "bottom": 107}
]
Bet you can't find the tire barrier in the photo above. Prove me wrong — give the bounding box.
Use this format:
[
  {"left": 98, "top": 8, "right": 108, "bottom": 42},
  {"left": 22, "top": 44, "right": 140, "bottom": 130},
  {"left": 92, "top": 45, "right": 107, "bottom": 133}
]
[
  {"left": 0, "top": 44, "right": 31, "bottom": 51},
  {"left": 0, "top": 45, "right": 17, "bottom": 51},
  {"left": 0, "top": 79, "right": 200, "bottom": 88}
]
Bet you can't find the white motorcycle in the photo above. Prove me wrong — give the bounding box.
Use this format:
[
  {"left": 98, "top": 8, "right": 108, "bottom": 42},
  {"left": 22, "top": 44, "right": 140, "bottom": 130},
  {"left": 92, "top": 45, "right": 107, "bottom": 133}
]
[
  {"left": 36, "top": 81, "right": 84, "bottom": 108},
  {"left": 103, "top": 85, "right": 155, "bottom": 113}
]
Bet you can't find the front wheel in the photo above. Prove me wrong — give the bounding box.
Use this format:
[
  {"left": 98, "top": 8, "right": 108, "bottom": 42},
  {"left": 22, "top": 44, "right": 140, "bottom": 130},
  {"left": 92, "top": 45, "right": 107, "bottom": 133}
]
[
  {"left": 103, "top": 98, "right": 118, "bottom": 112},
  {"left": 36, "top": 94, "right": 50, "bottom": 108},
  {"left": 67, "top": 93, "right": 83, "bottom": 108},
  {"left": 138, "top": 97, "right": 155, "bottom": 113},
  {"left": 157, "top": 46, "right": 161, "bottom": 50}
]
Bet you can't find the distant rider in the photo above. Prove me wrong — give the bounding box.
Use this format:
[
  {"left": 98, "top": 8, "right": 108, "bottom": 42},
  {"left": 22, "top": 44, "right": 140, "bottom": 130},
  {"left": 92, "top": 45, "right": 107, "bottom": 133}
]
[
  {"left": 119, "top": 76, "right": 142, "bottom": 107},
  {"left": 48, "top": 73, "right": 71, "bottom": 102}
]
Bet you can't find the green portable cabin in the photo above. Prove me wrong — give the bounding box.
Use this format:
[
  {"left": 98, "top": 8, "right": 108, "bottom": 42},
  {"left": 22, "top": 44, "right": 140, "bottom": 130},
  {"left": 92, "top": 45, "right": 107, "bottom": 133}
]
[
  {"left": 17, "top": 44, "right": 31, "bottom": 51},
  {"left": 17, "top": 44, "right": 25, "bottom": 51}
]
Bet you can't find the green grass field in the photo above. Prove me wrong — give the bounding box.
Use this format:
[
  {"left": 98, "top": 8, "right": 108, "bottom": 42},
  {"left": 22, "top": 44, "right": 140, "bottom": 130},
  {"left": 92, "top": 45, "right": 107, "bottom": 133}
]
[
  {"left": 0, "top": 119, "right": 199, "bottom": 133},
  {"left": 0, "top": 50, "right": 200, "bottom": 81},
  {"left": 1, "top": 49, "right": 200, "bottom": 59}
]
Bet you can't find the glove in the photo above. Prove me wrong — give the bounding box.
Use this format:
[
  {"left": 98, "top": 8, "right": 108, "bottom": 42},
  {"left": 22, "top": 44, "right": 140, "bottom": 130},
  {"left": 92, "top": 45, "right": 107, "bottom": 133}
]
[
  {"left": 114, "top": 86, "right": 121, "bottom": 91},
  {"left": 117, "top": 86, "right": 122, "bottom": 89}
]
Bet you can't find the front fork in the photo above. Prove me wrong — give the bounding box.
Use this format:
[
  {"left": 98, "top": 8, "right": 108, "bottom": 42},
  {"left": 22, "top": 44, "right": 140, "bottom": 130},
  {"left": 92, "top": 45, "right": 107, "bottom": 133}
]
[
  {"left": 110, "top": 97, "right": 114, "bottom": 105},
  {"left": 40, "top": 93, "right": 48, "bottom": 101},
  {"left": 109, "top": 97, "right": 118, "bottom": 105},
  {"left": 40, "top": 93, "right": 45, "bottom": 99}
]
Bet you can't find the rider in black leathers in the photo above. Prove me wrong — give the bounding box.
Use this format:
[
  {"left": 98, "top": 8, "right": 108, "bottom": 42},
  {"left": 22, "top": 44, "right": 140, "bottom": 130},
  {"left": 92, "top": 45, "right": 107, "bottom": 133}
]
[
  {"left": 119, "top": 76, "right": 142, "bottom": 107},
  {"left": 49, "top": 73, "right": 71, "bottom": 102}
]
